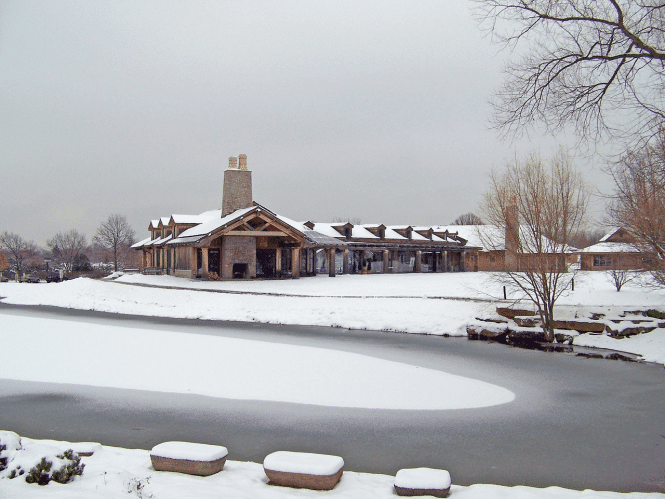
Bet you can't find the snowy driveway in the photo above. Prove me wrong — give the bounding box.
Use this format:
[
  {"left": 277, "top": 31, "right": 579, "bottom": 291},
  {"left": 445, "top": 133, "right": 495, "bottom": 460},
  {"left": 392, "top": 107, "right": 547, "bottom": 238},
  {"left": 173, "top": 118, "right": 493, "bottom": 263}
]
[{"left": 0, "top": 305, "right": 664, "bottom": 493}]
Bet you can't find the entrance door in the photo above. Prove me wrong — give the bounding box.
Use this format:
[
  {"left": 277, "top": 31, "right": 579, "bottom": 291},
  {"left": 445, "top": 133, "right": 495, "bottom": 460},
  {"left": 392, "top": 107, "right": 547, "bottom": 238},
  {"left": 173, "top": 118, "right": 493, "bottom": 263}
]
[
  {"left": 208, "top": 248, "right": 220, "bottom": 277},
  {"left": 256, "top": 249, "right": 276, "bottom": 277}
]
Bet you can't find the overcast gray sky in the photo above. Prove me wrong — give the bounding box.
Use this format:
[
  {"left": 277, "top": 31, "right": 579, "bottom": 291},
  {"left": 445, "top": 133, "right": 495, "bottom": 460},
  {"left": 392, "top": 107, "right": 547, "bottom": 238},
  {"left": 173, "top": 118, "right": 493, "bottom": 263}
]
[{"left": 0, "top": 0, "right": 610, "bottom": 246}]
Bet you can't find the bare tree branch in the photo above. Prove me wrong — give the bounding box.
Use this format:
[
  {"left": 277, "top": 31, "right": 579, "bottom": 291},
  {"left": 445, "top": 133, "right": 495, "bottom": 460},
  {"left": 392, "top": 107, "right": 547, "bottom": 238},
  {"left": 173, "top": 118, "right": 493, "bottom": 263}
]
[{"left": 473, "top": 0, "right": 665, "bottom": 147}]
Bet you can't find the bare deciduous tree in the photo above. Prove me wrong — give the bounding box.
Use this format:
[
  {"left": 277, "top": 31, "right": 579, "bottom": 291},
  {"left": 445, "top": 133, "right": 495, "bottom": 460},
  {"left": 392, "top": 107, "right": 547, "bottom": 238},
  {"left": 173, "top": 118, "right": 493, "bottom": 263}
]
[
  {"left": 606, "top": 269, "right": 638, "bottom": 292},
  {"left": 609, "top": 134, "right": 665, "bottom": 285},
  {"left": 0, "top": 231, "right": 38, "bottom": 274},
  {"left": 93, "top": 215, "right": 136, "bottom": 272},
  {"left": 568, "top": 228, "right": 606, "bottom": 250},
  {"left": 482, "top": 149, "right": 589, "bottom": 342},
  {"left": 473, "top": 1, "right": 665, "bottom": 147},
  {"left": 451, "top": 212, "right": 483, "bottom": 225},
  {"left": 47, "top": 229, "right": 88, "bottom": 272},
  {"left": 0, "top": 250, "right": 8, "bottom": 272}
]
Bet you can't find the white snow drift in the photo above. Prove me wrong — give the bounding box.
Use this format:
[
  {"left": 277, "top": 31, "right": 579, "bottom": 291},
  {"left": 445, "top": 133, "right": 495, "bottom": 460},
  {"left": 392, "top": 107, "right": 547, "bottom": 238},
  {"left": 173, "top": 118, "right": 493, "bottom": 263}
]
[{"left": 0, "top": 314, "right": 514, "bottom": 410}]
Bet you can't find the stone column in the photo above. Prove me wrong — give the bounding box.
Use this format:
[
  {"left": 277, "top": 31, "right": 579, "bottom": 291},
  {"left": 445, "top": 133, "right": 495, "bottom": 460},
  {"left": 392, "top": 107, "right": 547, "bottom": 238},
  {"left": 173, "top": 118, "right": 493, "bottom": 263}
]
[
  {"left": 328, "top": 249, "right": 336, "bottom": 277},
  {"left": 415, "top": 250, "right": 422, "bottom": 272},
  {"left": 291, "top": 247, "right": 300, "bottom": 278},
  {"left": 382, "top": 250, "right": 389, "bottom": 273}
]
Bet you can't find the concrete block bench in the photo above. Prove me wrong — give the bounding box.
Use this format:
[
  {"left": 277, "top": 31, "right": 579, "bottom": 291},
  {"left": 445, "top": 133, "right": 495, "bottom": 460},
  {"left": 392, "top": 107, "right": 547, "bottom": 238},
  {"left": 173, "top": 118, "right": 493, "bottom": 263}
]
[
  {"left": 150, "top": 441, "right": 228, "bottom": 476},
  {"left": 71, "top": 442, "right": 102, "bottom": 457},
  {"left": 263, "top": 451, "right": 344, "bottom": 490},
  {"left": 394, "top": 467, "right": 452, "bottom": 498}
]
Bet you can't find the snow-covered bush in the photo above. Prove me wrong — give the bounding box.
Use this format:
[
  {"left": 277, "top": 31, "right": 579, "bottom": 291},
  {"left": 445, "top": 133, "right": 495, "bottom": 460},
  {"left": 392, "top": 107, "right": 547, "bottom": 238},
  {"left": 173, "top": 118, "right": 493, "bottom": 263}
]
[
  {"left": 0, "top": 431, "right": 22, "bottom": 474},
  {"left": 23, "top": 449, "right": 84, "bottom": 485},
  {"left": 0, "top": 431, "right": 84, "bottom": 486}
]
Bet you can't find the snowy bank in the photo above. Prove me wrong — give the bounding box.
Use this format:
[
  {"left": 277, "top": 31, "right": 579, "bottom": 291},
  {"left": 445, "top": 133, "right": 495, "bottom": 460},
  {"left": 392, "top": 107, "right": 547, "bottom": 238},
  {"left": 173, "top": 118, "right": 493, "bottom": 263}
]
[
  {"left": 1, "top": 434, "right": 663, "bottom": 499},
  {"left": 1, "top": 272, "right": 664, "bottom": 364}
]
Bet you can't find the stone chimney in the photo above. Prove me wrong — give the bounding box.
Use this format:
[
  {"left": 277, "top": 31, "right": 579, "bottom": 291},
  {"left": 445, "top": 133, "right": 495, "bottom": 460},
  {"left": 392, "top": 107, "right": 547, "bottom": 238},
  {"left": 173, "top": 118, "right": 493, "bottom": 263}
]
[
  {"left": 222, "top": 153, "right": 253, "bottom": 217},
  {"left": 504, "top": 196, "right": 519, "bottom": 271}
]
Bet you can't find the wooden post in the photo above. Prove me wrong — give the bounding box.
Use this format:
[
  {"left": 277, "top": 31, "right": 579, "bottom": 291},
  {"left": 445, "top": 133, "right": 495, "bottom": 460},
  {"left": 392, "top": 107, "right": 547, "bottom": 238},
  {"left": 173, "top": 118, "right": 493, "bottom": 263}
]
[
  {"left": 275, "top": 247, "right": 282, "bottom": 276},
  {"left": 382, "top": 250, "right": 389, "bottom": 273},
  {"left": 443, "top": 251, "right": 448, "bottom": 272},
  {"left": 460, "top": 251, "right": 466, "bottom": 272},
  {"left": 190, "top": 247, "right": 197, "bottom": 277},
  {"left": 415, "top": 250, "right": 422, "bottom": 272},
  {"left": 343, "top": 249, "right": 349, "bottom": 274},
  {"left": 292, "top": 247, "right": 300, "bottom": 278},
  {"left": 328, "top": 248, "right": 336, "bottom": 277},
  {"left": 201, "top": 248, "right": 209, "bottom": 280}
]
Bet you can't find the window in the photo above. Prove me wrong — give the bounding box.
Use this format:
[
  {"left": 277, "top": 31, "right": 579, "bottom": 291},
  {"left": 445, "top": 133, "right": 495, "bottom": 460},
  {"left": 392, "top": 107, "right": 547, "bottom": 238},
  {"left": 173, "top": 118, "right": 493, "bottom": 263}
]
[{"left": 593, "top": 255, "right": 614, "bottom": 267}]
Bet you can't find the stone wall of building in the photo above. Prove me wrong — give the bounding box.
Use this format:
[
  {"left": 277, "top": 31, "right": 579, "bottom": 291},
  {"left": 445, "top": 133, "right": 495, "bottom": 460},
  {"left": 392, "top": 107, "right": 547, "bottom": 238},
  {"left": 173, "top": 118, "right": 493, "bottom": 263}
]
[{"left": 221, "top": 236, "right": 256, "bottom": 279}]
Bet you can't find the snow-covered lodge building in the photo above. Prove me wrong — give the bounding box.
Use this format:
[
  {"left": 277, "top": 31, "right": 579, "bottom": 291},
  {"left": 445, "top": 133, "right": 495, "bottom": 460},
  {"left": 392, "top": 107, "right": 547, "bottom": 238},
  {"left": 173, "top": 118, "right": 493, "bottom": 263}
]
[
  {"left": 132, "top": 155, "right": 476, "bottom": 279},
  {"left": 578, "top": 227, "right": 652, "bottom": 271}
]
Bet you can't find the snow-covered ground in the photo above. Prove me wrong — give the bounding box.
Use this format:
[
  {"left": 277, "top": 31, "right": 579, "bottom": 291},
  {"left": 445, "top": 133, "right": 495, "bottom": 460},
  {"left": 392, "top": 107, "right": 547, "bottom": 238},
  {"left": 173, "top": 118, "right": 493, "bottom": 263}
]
[
  {"left": 1, "top": 432, "right": 663, "bottom": 499},
  {"left": 1, "top": 271, "right": 664, "bottom": 363}
]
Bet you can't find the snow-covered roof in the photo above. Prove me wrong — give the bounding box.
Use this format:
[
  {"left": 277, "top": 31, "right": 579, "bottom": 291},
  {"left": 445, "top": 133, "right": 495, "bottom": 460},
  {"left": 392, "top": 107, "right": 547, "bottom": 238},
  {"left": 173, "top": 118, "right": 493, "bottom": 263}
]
[
  {"left": 148, "top": 234, "right": 173, "bottom": 246},
  {"left": 599, "top": 228, "right": 622, "bottom": 242},
  {"left": 351, "top": 226, "right": 379, "bottom": 239},
  {"left": 162, "top": 205, "right": 310, "bottom": 246},
  {"left": 433, "top": 225, "right": 496, "bottom": 249},
  {"left": 384, "top": 226, "right": 429, "bottom": 241},
  {"left": 383, "top": 228, "right": 407, "bottom": 240},
  {"left": 433, "top": 225, "right": 574, "bottom": 253},
  {"left": 306, "top": 223, "right": 346, "bottom": 239},
  {"left": 170, "top": 214, "right": 209, "bottom": 225},
  {"left": 579, "top": 242, "right": 641, "bottom": 253},
  {"left": 303, "top": 230, "right": 346, "bottom": 247},
  {"left": 131, "top": 236, "right": 153, "bottom": 249},
  {"left": 276, "top": 214, "right": 308, "bottom": 234},
  {"left": 176, "top": 207, "right": 255, "bottom": 239}
]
